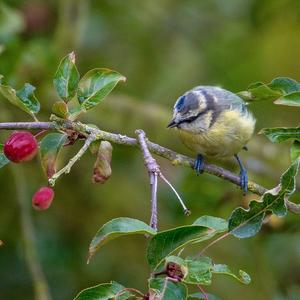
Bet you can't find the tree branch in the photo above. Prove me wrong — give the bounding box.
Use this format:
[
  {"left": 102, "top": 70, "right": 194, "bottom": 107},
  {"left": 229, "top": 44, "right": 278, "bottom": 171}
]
[
  {"left": 1, "top": 119, "right": 299, "bottom": 214},
  {"left": 48, "top": 132, "right": 97, "bottom": 186},
  {"left": 136, "top": 129, "right": 159, "bottom": 230},
  {"left": 136, "top": 129, "right": 190, "bottom": 230}
]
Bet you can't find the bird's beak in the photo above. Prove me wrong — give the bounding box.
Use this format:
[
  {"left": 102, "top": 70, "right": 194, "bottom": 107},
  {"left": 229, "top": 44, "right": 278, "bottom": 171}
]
[{"left": 167, "top": 119, "right": 177, "bottom": 128}]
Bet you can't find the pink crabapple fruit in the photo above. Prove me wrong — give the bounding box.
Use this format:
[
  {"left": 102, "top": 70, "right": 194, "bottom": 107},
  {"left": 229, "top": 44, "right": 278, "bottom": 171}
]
[
  {"left": 32, "top": 187, "right": 54, "bottom": 211},
  {"left": 4, "top": 131, "right": 38, "bottom": 163}
]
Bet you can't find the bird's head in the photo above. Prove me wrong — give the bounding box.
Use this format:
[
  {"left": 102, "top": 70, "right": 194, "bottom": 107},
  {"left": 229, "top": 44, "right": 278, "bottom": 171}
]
[{"left": 167, "top": 89, "right": 217, "bottom": 133}]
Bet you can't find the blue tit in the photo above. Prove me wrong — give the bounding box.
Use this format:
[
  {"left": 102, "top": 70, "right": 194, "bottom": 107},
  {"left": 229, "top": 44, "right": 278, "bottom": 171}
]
[{"left": 167, "top": 86, "right": 256, "bottom": 193}]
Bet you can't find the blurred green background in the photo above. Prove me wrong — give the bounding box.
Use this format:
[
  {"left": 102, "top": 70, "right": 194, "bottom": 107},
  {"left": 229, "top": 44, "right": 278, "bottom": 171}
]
[{"left": 1, "top": 0, "right": 300, "bottom": 299}]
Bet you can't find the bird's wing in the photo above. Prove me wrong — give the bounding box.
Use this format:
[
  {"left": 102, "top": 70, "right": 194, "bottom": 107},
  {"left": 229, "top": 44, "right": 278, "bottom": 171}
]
[{"left": 192, "top": 85, "right": 247, "bottom": 113}]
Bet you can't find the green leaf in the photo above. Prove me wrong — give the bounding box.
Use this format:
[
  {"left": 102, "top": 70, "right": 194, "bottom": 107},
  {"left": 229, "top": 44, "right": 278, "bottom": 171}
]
[
  {"left": 237, "top": 82, "right": 281, "bottom": 102},
  {"left": 291, "top": 141, "right": 300, "bottom": 162},
  {"left": 16, "top": 83, "right": 40, "bottom": 114},
  {"left": 229, "top": 159, "right": 300, "bottom": 238},
  {"left": 147, "top": 225, "right": 217, "bottom": 269},
  {"left": 149, "top": 278, "right": 187, "bottom": 300},
  {"left": 52, "top": 101, "right": 69, "bottom": 119},
  {"left": 165, "top": 255, "right": 250, "bottom": 287},
  {"left": 0, "top": 145, "right": 9, "bottom": 169},
  {"left": 212, "top": 264, "right": 251, "bottom": 284},
  {"left": 78, "top": 68, "right": 126, "bottom": 111},
  {"left": 66, "top": 97, "right": 82, "bottom": 121},
  {"left": 188, "top": 292, "right": 221, "bottom": 300},
  {"left": 193, "top": 216, "right": 228, "bottom": 232},
  {"left": 274, "top": 92, "right": 300, "bottom": 107},
  {"left": 269, "top": 77, "right": 300, "bottom": 94},
  {"left": 238, "top": 77, "right": 300, "bottom": 106},
  {"left": 164, "top": 256, "right": 213, "bottom": 285},
  {"left": 0, "top": 82, "right": 40, "bottom": 117},
  {"left": 260, "top": 127, "right": 300, "bottom": 143},
  {"left": 39, "top": 133, "right": 67, "bottom": 178},
  {"left": 73, "top": 281, "right": 131, "bottom": 300},
  {"left": 88, "top": 217, "right": 156, "bottom": 263},
  {"left": 53, "top": 52, "right": 80, "bottom": 102},
  {"left": 184, "top": 257, "right": 213, "bottom": 285}
]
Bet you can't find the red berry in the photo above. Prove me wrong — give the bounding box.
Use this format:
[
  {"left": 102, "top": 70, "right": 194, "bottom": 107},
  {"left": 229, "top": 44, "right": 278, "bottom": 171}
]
[
  {"left": 4, "top": 131, "right": 38, "bottom": 163},
  {"left": 32, "top": 187, "right": 54, "bottom": 211}
]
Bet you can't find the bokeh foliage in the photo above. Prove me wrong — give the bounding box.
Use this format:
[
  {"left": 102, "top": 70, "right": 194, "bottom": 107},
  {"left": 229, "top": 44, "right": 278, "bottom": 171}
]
[{"left": 1, "top": 1, "right": 300, "bottom": 300}]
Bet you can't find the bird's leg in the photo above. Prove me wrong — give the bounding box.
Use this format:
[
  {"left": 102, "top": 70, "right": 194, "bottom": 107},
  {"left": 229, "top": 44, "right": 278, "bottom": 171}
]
[
  {"left": 194, "top": 154, "right": 204, "bottom": 175},
  {"left": 234, "top": 154, "right": 248, "bottom": 194}
]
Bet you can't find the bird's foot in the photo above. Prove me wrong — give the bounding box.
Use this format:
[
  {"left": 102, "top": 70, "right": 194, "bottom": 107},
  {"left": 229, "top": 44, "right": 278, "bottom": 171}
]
[
  {"left": 239, "top": 168, "right": 248, "bottom": 195},
  {"left": 194, "top": 154, "right": 204, "bottom": 176},
  {"left": 235, "top": 154, "right": 248, "bottom": 194}
]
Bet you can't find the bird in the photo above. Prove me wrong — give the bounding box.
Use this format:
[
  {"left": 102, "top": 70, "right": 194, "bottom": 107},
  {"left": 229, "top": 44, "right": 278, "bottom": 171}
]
[{"left": 167, "top": 86, "right": 256, "bottom": 193}]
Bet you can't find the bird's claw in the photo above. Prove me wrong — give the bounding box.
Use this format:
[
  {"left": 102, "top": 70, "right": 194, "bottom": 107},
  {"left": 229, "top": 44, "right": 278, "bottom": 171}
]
[
  {"left": 239, "top": 168, "right": 248, "bottom": 195},
  {"left": 194, "top": 154, "right": 204, "bottom": 176},
  {"left": 235, "top": 154, "right": 248, "bottom": 195}
]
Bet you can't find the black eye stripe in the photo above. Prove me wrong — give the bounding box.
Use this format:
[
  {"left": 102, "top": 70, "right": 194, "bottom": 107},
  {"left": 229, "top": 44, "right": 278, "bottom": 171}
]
[{"left": 177, "top": 109, "right": 208, "bottom": 125}]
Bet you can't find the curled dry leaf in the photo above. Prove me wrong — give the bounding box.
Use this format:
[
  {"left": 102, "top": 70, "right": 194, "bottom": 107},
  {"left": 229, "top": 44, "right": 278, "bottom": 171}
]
[{"left": 92, "top": 141, "right": 113, "bottom": 184}]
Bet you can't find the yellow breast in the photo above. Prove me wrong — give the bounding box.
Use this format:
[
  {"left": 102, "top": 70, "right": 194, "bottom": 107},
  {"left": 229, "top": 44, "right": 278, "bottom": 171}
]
[{"left": 178, "top": 109, "right": 255, "bottom": 159}]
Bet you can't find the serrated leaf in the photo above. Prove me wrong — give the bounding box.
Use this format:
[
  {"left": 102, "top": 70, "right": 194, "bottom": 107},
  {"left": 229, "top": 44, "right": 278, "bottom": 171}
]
[
  {"left": 149, "top": 278, "right": 187, "bottom": 300},
  {"left": 260, "top": 127, "right": 300, "bottom": 143},
  {"left": 78, "top": 68, "right": 126, "bottom": 111},
  {"left": 269, "top": 77, "right": 300, "bottom": 94},
  {"left": 52, "top": 101, "right": 69, "bottom": 119},
  {"left": 229, "top": 159, "right": 300, "bottom": 238},
  {"left": 291, "top": 140, "right": 300, "bottom": 162},
  {"left": 147, "top": 225, "right": 217, "bottom": 269},
  {"left": 0, "top": 82, "right": 40, "bottom": 117},
  {"left": 16, "top": 83, "right": 40, "bottom": 114},
  {"left": 193, "top": 216, "right": 228, "bottom": 232},
  {"left": 39, "top": 133, "right": 67, "bottom": 178},
  {"left": 0, "top": 145, "right": 9, "bottom": 169},
  {"left": 212, "top": 264, "right": 251, "bottom": 284},
  {"left": 188, "top": 292, "right": 220, "bottom": 300},
  {"left": 88, "top": 217, "right": 156, "bottom": 263},
  {"left": 53, "top": 52, "right": 80, "bottom": 102},
  {"left": 73, "top": 281, "right": 131, "bottom": 300}
]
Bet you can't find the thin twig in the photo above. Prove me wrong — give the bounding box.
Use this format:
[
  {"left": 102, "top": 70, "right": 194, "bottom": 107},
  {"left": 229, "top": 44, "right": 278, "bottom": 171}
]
[
  {"left": 160, "top": 173, "right": 190, "bottom": 216},
  {"left": 34, "top": 130, "right": 49, "bottom": 139},
  {"left": 150, "top": 173, "right": 158, "bottom": 230},
  {"left": 136, "top": 129, "right": 160, "bottom": 230},
  {"left": 197, "top": 285, "right": 209, "bottom": 300},
  {"left": 0, "top": 119, "right": 299, "bottom": 213},
  {"left": 115, "top": 287, "right": 144, "bottom": 300},
  {"left": 48, "top": 132, "right": 97, "bottom": 186},
  {"left": 136, "top": 129, "right": 190, "bottom": 221},
  {"left": 136, "top": 129, "right": 190, "bottom": 229},
  {"left": 198, "top": 232, "right": 231, "bottom": 256}
]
